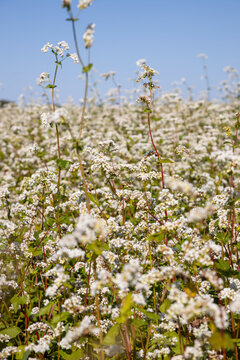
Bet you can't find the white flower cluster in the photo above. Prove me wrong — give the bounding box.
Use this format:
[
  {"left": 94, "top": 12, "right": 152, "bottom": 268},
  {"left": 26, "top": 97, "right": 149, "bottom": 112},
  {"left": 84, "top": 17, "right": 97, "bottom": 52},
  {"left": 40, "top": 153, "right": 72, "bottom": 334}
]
[
  {"left": 60, "top": 316, "right": 94, "bottom": 349},
  {"left": 83, "top": 23, "right": 95, "bottom": 48},
  {"left": 40, "top": 108, "right": 69, "bottom": 127},
  {"left": 45, "top": 265, "right": 70, "bottom": 297},
  {"left": 41, "top": 41, "right": 78, "bottom": 64},
  {"left": 78, "top": 0, "right": 94, "bottom": 10}
]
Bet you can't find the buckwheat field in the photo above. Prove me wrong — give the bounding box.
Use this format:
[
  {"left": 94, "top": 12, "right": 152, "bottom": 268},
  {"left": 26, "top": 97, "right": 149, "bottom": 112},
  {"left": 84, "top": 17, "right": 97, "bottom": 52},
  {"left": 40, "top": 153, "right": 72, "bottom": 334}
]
[{"left": 0, "top": 1, "right": 240, "bottom": 359}]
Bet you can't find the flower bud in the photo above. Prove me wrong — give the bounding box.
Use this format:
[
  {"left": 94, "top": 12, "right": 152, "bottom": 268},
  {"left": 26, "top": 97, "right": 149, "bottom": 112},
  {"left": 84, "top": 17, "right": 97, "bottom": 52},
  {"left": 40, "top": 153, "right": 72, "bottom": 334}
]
[{"left": 62, "top": 0, "right": 71, "bottom": 11}]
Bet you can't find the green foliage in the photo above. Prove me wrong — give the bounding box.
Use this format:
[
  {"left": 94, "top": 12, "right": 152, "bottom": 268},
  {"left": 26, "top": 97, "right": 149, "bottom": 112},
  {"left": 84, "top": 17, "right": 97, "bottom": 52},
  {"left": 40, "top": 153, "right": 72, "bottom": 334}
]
[
  {"left": 209, "top": 331, "right": 234, "bottom": 350},
  {"left": 59, "top": 349, "right": 83, "bottom": 359},
  {"left": 102, "top": 324, "right": 120, "bottom": 345},
  {"left": 11, "top": 294, "right": 28, "bottom": 312},
  {"left": 82, "top": 63, "right": 93, "bottom": 73},
  {"left": 0, "top": 326, "right": 21, "bottom": 339},
  {"left": 56, "top": 159, "right": 73, "bottom": 169}
]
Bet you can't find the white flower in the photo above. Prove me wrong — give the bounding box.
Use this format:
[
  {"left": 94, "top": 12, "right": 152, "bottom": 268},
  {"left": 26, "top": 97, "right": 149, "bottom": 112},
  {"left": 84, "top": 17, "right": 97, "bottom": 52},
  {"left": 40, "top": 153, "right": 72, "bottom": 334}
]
[
  {"left": 40, "top": 112, "right": 51, "bottom": 128},
  {"left": 197, "top": 53, "right": 208, "bottom": 59},
  {"left": 37, "top": 72, "right": 49, "bottom": 85},
  {"left": 41, "top": 42, "right": 52, "bottom": 53},
  {"left": 40, "top": 108, "right": 69, "bottom": 127},
  {"left": 132, "top": 293, "right": 146, "bottom": 305},
  {"left": 62, "top": 0, "right": 71, "bottom": 9},
  {"left": 53, "top": 46, "right": 64, "bottom": 57},
  {"left": 58, "top": 41, "right": 69, "bottom": 51},
  {"left": 60, "top": 316, "right": 94, "bottom": 349},
  {"left": 230, "top": 299, "right": 240, "bottom": 313},
  {"left": 83, "top": 23, "right": 95, "bottom": 48},
  {"left": 0, "top": 334, "right": 10, "bottom": 342},
  {"left": 187, "top": 202, "right": 216, "bottom": 222},
  {"left": 78, "top": 0, "right": 94, "bottom": 10},
  {"left": 136, "top": 58, "right": 146, "bottom": 67},
  {"left": 68, "top": 53, "right": 79, "bottom": 64}
]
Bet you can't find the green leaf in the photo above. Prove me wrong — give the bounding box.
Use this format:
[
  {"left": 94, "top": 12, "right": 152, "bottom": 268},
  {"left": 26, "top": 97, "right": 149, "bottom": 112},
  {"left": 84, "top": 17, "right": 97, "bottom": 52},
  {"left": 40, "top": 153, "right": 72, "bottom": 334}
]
[
  {"left": 56, "top": 159, "right": 73, "bottom": 170},
  {"left": 59, "top": 350, "right": 83, "bottom": 360},
  {"left": 215, "top": 260, "right": 238, "bottom": 276},
  {"left": 159, "top": 158, "right": 174, "bottom": 164},
  {"left": 0, "top": 151, "right": 5, "bottom": 159},
  {"left": 173, "top": 339, "right": 181, "bottom": 355},
  {"left": 88, "top": 193, "right": 100, "bottom": 207},
  {"left": 229, "top": 196, "right": 240, "bottom": 206},
  {"left": 28, "top": 245, "right": 42, "bottom": 256},
  {"left": 45, "top": 84, "right": 57, "bottom": 89},
  {"left": 82, "top": 63, "right": 93, "bottom": 73},
  {"left": 87, "top": 241, "right": 109, "bottom": 255},
  {"left": 11, "top": 294, "right": 28, "bottom": 312},
  {"left": 0, "top": 326, "right": 21, "bottom": 339},
  {"left": 46, "top": 217, "right": 55, "bottom": 226},
  {"left": 136, "top": 306, "right": 159, "bottom": 321},
  {"left": 36, "top": 150, "right": 46, "bottom": 159},
  {"left": 216, "top": 260, "right": 230, "bottom": 272},
  {"left": 131, "top": 318, "right": 147, "bottom": 328},
  {"left": 51, "top": 312, "right": 70, "bottom": 324},
  {"left": 117, "top": 293, "right": 133, "bottom": 324},
  {"left": 147, "top": 232, "right": 165, "bottom": 243},
  {"left": 39, "top": 302, "right": 54, "bottom": 316},
  {"left": 66, "top": 17, "right": 79, "bottom": 22},
  {"left": 16, "top": 345, "right": 25, "bottom": 359},
  {"left": 56, "top": 216, "right": 72, "bottom": 225},
  {"left": 217, "top": 232, "right": 230, "bottom": 245},
  {"left": 102, "top": 324, "right": 119, "bottom": 345},
  {"left": 209, "top": 331, "right": 234, "bottom": 350},
  {"left": 143, "top": 108, "right": 152, "bottom": 113},
  {"left": 159, "top": 298, "right": 171, "bottom": 313},
  {"left": 22, "top": 350, "right": 31, "bottom": 360}
]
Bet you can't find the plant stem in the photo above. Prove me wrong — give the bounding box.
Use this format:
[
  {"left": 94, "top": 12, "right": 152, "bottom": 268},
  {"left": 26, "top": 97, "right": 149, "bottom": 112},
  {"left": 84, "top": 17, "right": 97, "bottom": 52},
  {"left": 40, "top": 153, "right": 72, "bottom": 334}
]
[
  {"left": 93, "top": 258, "right": 104, "bottom": 360},
  {"left": 78, "top": 71, "right": 89, "bottom": 141},
  {"left": 52, "top": 64, "right": 58, "bottom": 112},
  {"left": 51, "top": 63, "right": 62, "bottom": 190},
  {"left": 70, "top": 13, "right": 85, "bottom": 68},
  {"left": 147, "top": 111, "right": 168, "bottom": 242},
  {"left": 78, "top": 153, "right": 91, "bottom": 213},
  {"left": 68, "top": 12, "right": 91, "bottom": 212},
  {"left": 143, "top": 323, "right": 152, "bottom": 360}
]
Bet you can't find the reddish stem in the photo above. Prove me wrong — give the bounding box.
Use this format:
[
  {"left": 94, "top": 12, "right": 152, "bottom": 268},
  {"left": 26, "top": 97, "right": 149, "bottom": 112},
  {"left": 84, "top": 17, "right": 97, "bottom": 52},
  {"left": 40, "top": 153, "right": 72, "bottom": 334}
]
[{"left": 147, "top": 112, "right": 168, "bottom": 226}]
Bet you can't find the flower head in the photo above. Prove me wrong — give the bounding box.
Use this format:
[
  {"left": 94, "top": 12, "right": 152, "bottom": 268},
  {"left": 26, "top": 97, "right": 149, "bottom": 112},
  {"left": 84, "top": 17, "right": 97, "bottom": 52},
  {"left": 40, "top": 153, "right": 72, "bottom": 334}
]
[
  {"left": 83, "top": 23, "right": 95, "bottom": 48},
  {"left": 68, "top": 53, "right": 79, "bottom": 64},
  {"left": 78, "top": 0, "right": 94, "bottom": 10},
  {"left": 62, "top": 0, "right": 71, "bottom": 10},
  {"left": 41, "top": 42, "right": 53, "bottom": 53}
]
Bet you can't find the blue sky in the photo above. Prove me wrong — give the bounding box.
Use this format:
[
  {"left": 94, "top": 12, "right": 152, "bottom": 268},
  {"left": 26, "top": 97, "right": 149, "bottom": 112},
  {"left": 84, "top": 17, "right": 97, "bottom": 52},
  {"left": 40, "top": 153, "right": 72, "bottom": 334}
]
[{"left": 1, "top": 0, "right": 240, "bottom": 103}]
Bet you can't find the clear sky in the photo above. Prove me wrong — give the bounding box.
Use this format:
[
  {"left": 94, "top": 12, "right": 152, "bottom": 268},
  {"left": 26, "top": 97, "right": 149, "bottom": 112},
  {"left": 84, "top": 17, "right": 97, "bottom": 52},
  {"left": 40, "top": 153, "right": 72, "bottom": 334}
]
[{"left": 1, "top": 0, "right": 240, "bottom": 103}]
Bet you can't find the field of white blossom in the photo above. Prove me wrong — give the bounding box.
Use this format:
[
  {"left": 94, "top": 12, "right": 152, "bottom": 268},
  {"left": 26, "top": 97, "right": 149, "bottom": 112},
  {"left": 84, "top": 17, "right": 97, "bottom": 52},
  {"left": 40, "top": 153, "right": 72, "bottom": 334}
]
[{"left": 1, "top": 0, "right": 240, "bottom": 359}]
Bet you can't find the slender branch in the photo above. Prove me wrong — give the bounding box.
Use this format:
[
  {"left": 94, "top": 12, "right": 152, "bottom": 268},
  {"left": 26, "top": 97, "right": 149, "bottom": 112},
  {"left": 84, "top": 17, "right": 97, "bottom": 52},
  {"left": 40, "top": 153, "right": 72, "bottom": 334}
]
[
  {"left": 147, "top": 112, "right": 168, "bottom": 226},
  {"left": 51, "top": 63, "right": 61, "bottom": 189},
  {"left": 68, "top": 11, "right": 91, "bottom": 212},
  {"left": 52, "top": 64, "right": 58, "bottom": 112},
  {"left": 78, "top": 71, "right": 89, "bottom": 140},
  {"left": 70, "top": 13, "right": 85, "bottom": 68}
]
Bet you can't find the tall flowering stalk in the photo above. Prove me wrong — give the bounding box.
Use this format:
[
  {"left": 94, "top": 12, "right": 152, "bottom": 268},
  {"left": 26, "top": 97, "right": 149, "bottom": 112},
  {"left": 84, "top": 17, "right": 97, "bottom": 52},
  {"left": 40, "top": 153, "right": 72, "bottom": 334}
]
[
  {"left": 40, "top": 41, "right": 78, "bottom": 189},
  {"left": 62, "top": 0, "right": 95, "bottom": 141},
  {"left": 136, "top": 64, "right": 168, "bottom": 228},
  {"left": 62, "top": 0, "right": 96, "bottom": 213}
]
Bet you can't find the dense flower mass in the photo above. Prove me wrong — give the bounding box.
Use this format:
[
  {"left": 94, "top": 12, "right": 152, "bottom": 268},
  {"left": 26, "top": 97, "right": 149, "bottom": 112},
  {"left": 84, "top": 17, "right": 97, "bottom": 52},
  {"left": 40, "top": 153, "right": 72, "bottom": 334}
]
[{"left": 0, "top": 86, "right": 240, "bottom": 359}]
